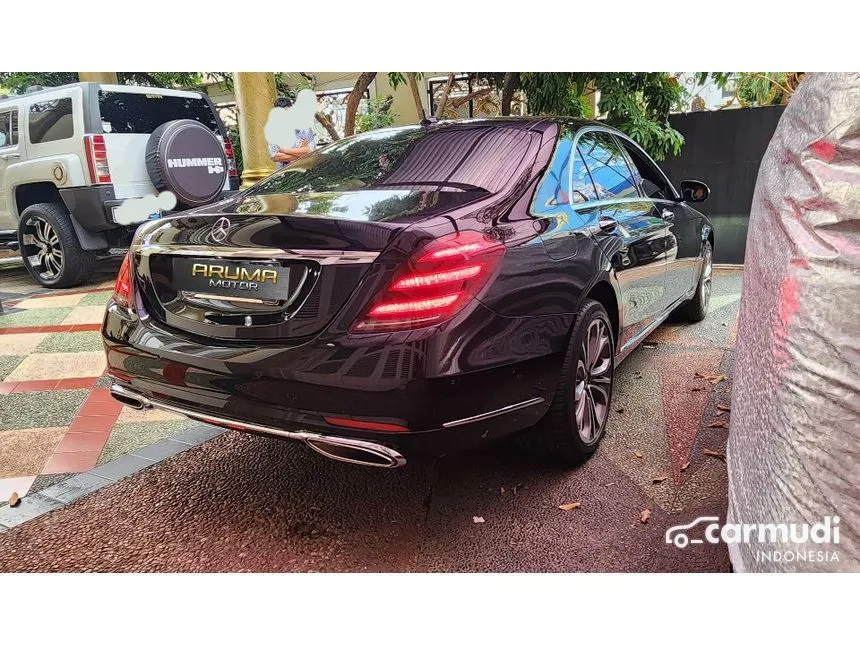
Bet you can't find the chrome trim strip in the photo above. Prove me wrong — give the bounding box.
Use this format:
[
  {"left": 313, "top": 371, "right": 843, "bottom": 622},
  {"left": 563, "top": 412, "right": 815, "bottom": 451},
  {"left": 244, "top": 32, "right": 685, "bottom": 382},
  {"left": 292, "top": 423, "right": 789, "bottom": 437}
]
[
  {"left": 442, "top": 396, "right": 546, "bottom": 428},
  {"left": 616, "top": 307, "right": 675, "bottom": 364},
  {"left": 109, "top": 383, "right": 406, "bottom": 469},
  {"left": 131, "top": 243, "right": 379, "bottom": 266}
]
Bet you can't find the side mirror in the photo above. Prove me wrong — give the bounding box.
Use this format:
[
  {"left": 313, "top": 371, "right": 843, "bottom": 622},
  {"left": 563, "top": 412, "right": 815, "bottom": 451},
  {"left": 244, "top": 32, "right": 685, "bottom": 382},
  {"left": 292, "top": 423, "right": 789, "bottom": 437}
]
[{"left": 680, "top": 179, "right": 710, "bottom": 203}]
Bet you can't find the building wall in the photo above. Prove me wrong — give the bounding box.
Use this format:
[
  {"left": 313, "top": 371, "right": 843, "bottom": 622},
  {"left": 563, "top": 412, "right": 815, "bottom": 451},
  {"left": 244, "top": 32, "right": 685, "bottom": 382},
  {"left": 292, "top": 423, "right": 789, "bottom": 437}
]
[{"left": 660, "top": 105, "right": 787, "bottom": 264}]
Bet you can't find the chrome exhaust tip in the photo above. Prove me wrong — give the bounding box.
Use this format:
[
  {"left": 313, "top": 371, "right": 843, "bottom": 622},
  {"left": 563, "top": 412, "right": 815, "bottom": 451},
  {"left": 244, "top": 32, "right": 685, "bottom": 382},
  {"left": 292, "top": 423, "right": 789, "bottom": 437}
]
[
  {"left": 107, "top": 381, "right": 406, "bottom": 469},
  {"left": 110, "top": 384, "right": 151, "bottom": 411},
  {"left": 305, "top": 436, "right": 406, "bottom": 469}
]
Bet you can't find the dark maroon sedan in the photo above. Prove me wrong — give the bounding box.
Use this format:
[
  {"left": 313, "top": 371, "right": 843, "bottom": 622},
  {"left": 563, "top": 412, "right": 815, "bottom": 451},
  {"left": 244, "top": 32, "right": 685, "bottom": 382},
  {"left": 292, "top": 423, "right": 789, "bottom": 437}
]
[{"left": 103, "top": 118, "right": 713, "bottom": 468}]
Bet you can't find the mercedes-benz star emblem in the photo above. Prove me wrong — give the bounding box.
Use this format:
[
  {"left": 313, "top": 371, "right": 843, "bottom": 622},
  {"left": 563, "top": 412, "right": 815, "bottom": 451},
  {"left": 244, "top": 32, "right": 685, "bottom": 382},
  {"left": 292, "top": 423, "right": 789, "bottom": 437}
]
[{"left": 211, "top": 217, "right": 231, "bottom": 243}]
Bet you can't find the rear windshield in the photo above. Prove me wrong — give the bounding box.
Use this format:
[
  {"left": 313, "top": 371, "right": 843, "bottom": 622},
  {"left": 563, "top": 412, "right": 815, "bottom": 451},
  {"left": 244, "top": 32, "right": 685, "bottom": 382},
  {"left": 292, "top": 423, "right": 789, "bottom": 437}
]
[
  {"left": 97, "top": 91, "right": 219, "bottom": 135},
  {"left": 246, "top": 125, "right": 539, "bottom": 198}
]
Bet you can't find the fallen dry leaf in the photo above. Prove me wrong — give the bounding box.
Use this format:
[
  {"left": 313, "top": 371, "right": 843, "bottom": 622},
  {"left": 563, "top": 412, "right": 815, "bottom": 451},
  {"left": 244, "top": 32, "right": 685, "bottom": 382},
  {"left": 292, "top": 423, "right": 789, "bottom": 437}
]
[
  {"left": 558, "top": 501, "right": 582, "bottom": 511},
  {"left": 500, "top": 487, "right": 506, "bottom": 495},
  {"left": 714, "top": 409, "right": 725, "bottom": 417},
  {"left": 717, "top": 404, "right": 730, "bottom": 412},
  {"left": 708, "top": 420, "right": 729, "bottom": 429},
  {"left": 691, "top": 386, "right": 704, "bottom": 392},
  {"left": 616, "top": 407, "right": 625, "bottom": 414},
  {"left": 639, "top": 509, "right": 652, "bottom": 524},
  {"left": 633, "top": 371, "right": 643, "bottom": 379},
  {"left": 8, "top": 492, "right": 20, "bottom": 507},
  {"left": 606, "top": 482, "right": 615, "bottom": 487},
  {"left": 633, "top": 450, "right": 644, "bottom": 459},
  {"left": 704, "top": 449, "right": 726, "bottom": 461},
  {"left": 681, "top": 461, "right": 690, "bottom": 472},
  {"left": 695, "top": 372, "right": 727, "bottom": 384},
  {"left": 652, "top": 475, "right": 669, "bottom": 484},
  {"left": 642, "top": 342, "right": 658, "bottom": 349},
  {"left": 473, "top": 516, "right": 485, "bottom": 523},
  {"left": 512, "top": 484, "right": 522, "bottom": 496}
]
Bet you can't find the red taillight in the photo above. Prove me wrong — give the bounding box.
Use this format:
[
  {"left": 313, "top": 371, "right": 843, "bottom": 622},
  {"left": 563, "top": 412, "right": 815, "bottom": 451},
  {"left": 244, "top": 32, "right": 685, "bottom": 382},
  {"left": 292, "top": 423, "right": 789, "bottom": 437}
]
[
  {"left": 113, "top": 252, "right": 133, "bottom": 308},
  {"left": 351, "top": 231, "right": 505, "bottom": 333},
  {"left": 84, "top": 134, "right": 111, "bottom": 184},
  {"left": 221, "top": 136, "right": 238, "bottom": 178}
]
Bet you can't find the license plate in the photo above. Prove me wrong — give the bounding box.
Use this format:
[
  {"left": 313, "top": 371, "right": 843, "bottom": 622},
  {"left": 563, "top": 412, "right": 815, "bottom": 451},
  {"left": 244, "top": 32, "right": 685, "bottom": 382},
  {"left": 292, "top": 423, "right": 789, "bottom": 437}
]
[{"left": 172, "top": 257, "right": 289, "bottom": 301}]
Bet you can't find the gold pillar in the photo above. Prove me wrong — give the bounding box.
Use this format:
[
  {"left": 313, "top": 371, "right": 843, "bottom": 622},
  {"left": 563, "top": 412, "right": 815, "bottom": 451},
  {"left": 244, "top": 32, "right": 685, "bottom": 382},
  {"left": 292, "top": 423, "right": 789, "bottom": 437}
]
[
  {"left": 78, "top": 72, "right": 119, "bottom": 84},
  {"left": 234, "top": 72, "right": 277, "bottom": 188}
]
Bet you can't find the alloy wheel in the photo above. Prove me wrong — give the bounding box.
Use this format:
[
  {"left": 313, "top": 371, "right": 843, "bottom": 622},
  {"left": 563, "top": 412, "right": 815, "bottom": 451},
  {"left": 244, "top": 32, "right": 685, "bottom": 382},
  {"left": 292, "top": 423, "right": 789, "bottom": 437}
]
[
  {"left": 574, "top": 318, "right": 612, "bottom": 444},
  {"left": 22, "top": 216, "right": 64, "bottom": 281}
]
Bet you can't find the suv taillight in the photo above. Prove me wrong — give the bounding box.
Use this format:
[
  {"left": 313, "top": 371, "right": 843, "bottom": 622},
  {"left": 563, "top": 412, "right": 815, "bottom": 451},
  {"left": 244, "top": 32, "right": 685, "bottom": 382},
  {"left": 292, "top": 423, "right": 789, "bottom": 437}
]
[
  {"left": 222, "top": 136, "right": 238, "bottom": 178},
  {"left": 351, "top": 231, "right": 505, "bottom": 333},
  {"left": 113, "top": 252, "right": 133, "bottom": 308},
  {"left": 84, "top": 134, "right": 111, "bottom": 184}
]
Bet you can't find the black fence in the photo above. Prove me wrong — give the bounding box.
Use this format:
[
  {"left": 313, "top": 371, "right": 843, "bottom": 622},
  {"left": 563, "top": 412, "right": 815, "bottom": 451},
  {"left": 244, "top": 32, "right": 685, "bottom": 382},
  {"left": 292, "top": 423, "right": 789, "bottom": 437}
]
[{"left": 661, "top": 105, "right": 787, "bottom": 264}]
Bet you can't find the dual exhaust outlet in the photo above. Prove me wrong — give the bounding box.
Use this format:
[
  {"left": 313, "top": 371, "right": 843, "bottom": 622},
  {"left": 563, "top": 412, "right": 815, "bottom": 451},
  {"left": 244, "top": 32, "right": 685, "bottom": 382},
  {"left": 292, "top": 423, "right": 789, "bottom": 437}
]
[{"left": 109, "top": 384, "right": 406, "bottom": 469}]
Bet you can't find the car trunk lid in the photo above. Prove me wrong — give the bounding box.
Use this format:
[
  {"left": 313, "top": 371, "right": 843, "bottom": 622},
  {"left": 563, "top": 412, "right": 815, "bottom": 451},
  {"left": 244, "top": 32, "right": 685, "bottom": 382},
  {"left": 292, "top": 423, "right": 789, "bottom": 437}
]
[{"left": 132, "top": 188, "right": 484, "bottom": 342}]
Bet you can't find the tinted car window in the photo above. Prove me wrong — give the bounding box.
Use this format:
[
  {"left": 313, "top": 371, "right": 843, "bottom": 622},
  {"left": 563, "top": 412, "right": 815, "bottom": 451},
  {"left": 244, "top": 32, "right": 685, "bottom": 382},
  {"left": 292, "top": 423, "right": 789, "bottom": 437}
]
[
  {"left": 618, "top": 138, "right": 674, "bottom": 200},
  {"left": 98, "top": 91, "right": 219, "bottom": 134},
  {"left": 29, "top": 98, "right": 74, "bottom": 144},
  {"left": 0, "top": 109, "right": 18, "bottom": 147},
  {"left": 532, "top": 131, "right": 597, "bottom": 216},
  {"left": 572, "top": 148, "right": 597, "bottom": 203},
  {"left": 577, "top": 131, "right": 639, "bottom": 200},
  {"left": 247, "top": 125, "right": 538, "bottom": 199}
]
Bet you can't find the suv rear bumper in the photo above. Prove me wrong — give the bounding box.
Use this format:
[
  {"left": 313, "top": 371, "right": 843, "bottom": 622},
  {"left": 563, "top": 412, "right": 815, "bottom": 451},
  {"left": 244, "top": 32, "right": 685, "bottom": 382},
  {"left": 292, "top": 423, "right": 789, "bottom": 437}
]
[{"left": 59, "top": 185, "right": 122, "bottom": 233}]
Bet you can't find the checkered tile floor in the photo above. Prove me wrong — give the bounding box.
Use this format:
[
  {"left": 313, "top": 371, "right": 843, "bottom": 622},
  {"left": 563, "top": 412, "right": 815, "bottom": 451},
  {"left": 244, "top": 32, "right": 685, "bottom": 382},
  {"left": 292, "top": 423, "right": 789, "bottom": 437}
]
[{"left": 0, "top": 261, "right": 194, "bottom": 503}]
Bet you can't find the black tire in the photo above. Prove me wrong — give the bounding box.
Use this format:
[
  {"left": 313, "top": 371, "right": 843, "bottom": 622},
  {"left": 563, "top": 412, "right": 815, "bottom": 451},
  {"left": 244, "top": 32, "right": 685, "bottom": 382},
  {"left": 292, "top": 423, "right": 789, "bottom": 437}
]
[
  {"left": 520, "top": 299, "right": 615, "bottom": 466},
  {"left": 17, "top": 202, "right": 96, "bottom": 289},
  {"left": 675, "top": 241, "right": 712, "bottom": 323}
]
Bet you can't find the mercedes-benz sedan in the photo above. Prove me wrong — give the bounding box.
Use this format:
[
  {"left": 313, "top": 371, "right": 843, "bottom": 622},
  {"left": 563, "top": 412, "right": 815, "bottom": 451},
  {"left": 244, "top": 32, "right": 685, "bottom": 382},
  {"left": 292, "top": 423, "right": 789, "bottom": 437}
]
[{"left": 103, "top": 118, "right": 713, "bottom": 468}]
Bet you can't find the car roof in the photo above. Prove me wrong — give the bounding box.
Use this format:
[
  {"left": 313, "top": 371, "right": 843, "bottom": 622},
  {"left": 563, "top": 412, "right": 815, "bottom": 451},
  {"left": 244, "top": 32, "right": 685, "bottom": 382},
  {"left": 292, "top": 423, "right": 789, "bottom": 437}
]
[
  {"left": 0, "top": 82, "right": 205, "bottom": 106},
  {"left": 360, "top": 116, "right": 623, "bottom": 143}
]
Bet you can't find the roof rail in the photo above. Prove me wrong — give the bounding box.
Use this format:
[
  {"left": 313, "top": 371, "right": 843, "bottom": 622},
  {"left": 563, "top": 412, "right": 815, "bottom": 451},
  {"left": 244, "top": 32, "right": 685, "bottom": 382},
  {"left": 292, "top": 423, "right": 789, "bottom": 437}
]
[{"left": 25, "top": 85, "right": 46, "bottom": 94}]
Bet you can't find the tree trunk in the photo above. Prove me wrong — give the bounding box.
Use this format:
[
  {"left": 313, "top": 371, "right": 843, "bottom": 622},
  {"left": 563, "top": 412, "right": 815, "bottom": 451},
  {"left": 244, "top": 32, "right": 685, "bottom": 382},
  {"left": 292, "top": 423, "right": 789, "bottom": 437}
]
[
  {"left": 435, "top": 73, "right": 456, "bottom": 119},
  {"left": 501, "top": 72, "right": 519, "bottom": 116},
  {"left": 315, "top": 112, "right": 340, "bottom": 141},
  {"left": 406, "top": 73, "right": 425, "bottom": 121},
  {"left": 451, "top": 87, "right": 491, "bottom": 109},
  {"left": 343, "top": 72, "right": 376, "bottom": 137}
]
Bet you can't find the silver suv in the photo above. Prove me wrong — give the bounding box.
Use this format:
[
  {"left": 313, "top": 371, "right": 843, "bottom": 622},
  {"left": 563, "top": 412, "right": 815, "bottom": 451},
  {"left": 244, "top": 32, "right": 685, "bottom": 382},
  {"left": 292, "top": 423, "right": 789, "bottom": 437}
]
[{"left": 0, "top": 82, "right": 238, "bottom": 287}]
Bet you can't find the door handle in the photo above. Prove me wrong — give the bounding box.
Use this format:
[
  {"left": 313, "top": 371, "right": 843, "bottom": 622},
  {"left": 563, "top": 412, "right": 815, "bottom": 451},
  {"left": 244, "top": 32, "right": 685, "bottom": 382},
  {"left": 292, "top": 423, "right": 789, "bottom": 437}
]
[
  {"left": 0, "top": 152, "right": 20, "bottom": 161},
  {"left": 597, "top": 216, "right": 617, "bottom": 233},
  {"left": 661, "top": 209, "right": 675, "bottom": 222}
]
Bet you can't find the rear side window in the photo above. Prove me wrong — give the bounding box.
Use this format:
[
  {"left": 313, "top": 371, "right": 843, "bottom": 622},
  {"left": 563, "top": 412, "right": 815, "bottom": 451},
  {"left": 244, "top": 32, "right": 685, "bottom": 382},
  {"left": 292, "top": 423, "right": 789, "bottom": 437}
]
[
  {"left": 29, "top": 98, "right": 74, "bottom": 144},
  {"left": 0, "top": 109, "right": 18, "bottom": 147},
  {"left": 98, "top": 91, "right": 219, "bottom": 135},
  {"left": 577, "top": 131, "right": 639, "bottom": 200}
]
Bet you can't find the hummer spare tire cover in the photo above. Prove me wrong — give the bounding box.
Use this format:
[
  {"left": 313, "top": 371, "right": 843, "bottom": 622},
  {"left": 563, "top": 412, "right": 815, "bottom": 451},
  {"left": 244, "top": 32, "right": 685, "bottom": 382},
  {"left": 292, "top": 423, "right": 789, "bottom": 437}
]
[{"left": 145, "top": 119, "right": 227, "bottom": 207}]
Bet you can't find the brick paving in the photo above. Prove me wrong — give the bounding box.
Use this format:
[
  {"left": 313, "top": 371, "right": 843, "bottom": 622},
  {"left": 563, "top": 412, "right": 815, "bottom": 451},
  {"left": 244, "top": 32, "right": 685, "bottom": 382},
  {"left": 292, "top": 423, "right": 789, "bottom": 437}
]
[{"left": 0, "top": 260, "right": 195, "bottom": 503}]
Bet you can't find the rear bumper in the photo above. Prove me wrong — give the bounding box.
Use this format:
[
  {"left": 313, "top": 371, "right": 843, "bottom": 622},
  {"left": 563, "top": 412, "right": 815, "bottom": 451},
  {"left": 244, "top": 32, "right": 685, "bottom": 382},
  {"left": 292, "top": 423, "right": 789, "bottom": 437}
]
[
  {"left": 102, "top": 301, "right": 563, "bottom": 459},
  {"left": 59, "top": 185, "right": 121, "bottom": 233}
]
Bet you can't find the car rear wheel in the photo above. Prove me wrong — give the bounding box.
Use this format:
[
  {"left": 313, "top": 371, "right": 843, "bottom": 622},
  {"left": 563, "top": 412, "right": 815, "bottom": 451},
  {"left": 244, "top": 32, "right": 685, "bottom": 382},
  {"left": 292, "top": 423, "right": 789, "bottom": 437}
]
[
  {"left": 520, "top": 298, "right": 615, "bottom": 465},
  {"left": 18, "top": 203, "right": 96, "bottom": 288},
  {"left": 676, "top": 240, "right": 712, "bottom": 323}
]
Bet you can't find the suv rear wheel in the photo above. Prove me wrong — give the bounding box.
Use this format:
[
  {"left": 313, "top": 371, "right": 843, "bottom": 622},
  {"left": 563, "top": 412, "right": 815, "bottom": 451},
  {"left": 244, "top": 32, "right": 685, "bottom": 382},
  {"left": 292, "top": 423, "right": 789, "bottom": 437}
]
[
  {"left": 18, "top": 203, "right": 96, "bottom": 288},
  {"left": 520, "top": 299, "right": 615, "bottom": 465}
]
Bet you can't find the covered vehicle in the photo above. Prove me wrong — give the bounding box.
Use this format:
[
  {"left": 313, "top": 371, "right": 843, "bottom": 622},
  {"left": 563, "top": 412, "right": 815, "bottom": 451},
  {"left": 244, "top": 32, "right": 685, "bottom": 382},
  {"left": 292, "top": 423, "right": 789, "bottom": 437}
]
[{"left": 727, "top": 73, "right": 860, "bottom": 572}]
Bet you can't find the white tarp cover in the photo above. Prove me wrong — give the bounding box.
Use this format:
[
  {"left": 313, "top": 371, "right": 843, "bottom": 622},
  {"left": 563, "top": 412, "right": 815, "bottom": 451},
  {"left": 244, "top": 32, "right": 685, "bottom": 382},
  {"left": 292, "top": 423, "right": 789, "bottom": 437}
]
[{"left": 727, "top": 72, "right": 860, "bottom": 572}]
